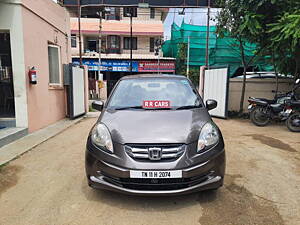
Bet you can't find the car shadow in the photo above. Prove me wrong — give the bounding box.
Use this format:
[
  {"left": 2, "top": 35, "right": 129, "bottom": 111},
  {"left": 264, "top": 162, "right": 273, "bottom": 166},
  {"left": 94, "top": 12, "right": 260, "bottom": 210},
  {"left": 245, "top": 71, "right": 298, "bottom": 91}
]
[{"left": 81, "top": 178, "right": 218, "bottom": 212}]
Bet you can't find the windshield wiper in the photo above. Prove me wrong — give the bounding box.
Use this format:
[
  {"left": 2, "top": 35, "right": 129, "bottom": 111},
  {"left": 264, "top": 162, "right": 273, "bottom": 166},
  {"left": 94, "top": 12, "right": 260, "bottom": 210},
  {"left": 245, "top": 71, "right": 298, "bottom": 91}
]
[
  {"left": 150, "top": 108, "right": 173, "bottom": 110},
  {"left": 114, "top": 106, "right": 144, "bottom": 110},
  {"left": 175, "top": 105, "right": 201, "bottom": 110}
]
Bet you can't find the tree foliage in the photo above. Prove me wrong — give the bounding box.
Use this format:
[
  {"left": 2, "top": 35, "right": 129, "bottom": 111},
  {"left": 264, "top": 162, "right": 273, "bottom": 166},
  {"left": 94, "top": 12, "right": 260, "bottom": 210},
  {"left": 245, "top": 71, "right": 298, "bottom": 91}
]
[
  {"left": 216, "top": 0, "right": 267, "bottom": 113},
  {"left": 175, "top": 43, "right": 199, "bottom": 86},
  {"left": 216, "top": 0, "right": 300, "bottom": 113},
  {"left": 266, "top": 1, "right": 300, "bottom": 78},
  {"left": 176, "top": 42, "right": 187, "bottom": 75}
]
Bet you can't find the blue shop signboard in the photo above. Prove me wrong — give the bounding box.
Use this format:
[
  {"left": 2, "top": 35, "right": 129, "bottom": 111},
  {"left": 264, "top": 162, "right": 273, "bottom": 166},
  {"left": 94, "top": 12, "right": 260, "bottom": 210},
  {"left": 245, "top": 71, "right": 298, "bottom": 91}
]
[{"left": 73, "top": 59, "right": 138, "bottom": 72}]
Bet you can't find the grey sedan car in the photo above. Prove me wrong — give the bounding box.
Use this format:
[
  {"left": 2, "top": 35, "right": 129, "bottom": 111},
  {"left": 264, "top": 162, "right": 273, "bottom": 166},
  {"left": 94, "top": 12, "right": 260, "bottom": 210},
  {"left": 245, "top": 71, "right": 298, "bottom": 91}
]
[{"left": 86, "top": 74, "right": 225, "bottom": 196}]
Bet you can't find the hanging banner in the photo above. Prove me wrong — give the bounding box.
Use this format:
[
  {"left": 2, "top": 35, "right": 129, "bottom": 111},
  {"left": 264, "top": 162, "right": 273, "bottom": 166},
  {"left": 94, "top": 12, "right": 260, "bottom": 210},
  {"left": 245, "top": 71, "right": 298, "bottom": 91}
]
[{"left": 73, "top": 59, "right": 138, "bottom": 72}]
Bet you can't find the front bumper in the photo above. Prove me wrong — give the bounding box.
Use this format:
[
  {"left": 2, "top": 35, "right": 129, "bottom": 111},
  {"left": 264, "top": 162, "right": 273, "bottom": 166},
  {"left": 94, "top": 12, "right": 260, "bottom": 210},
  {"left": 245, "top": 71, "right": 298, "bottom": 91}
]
[
  {"left": 89, "top": 173, "right": 222, "bottom": 196},
  {"left": 86, "top": 141, "right": 225, "bottom": 196}
]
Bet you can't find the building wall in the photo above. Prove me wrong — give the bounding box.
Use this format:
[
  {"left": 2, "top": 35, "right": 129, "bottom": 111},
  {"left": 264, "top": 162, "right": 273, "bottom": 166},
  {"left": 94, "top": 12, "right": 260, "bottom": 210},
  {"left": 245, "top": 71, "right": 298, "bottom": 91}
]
[
  {"left": 122, "top": 36, "right": 158, "bottom": 55},
  {"left": 120, "top": 7, "right": 163, "bottom": 22},
  {"left": 228, "top": 78, "right": 294, "bottom": 112},
  {"left": 72, "top": 34, "right": 161, "bottom": 56},
  {"left": 0, "top": 1, "right": 28, "bottom": 128},
  {"left": 70, "top": 7, "right": 164, "bottom": 57},
  {"left": 21, "top": 0, "right": 71, "bottom": 132},
  {"left": 71, "top": 34, "right": 162, "bottom": 57}
]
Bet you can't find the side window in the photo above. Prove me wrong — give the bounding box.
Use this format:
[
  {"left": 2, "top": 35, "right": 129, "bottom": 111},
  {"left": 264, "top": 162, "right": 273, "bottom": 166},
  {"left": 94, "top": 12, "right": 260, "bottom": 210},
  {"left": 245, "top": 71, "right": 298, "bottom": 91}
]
[
  {"left": 124, "top": 37, "right": 137, "bottom": 50},
  {"left": 48, "top": 45, "right": 61, "bottom": 85}
]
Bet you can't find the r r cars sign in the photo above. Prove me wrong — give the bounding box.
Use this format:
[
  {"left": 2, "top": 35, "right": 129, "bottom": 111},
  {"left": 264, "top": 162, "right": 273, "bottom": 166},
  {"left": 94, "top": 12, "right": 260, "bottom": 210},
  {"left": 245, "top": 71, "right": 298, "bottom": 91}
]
[{"left": 143, "top": 100, "right": 171, "bottom": 109}]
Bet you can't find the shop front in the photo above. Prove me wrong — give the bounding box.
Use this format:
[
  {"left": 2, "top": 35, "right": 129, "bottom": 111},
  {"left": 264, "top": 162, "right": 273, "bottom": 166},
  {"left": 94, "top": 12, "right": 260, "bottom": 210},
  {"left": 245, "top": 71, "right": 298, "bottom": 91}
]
[
  {"left": 0, "top": 0, "right": 72, "bottom": 136},
  {"left": 73, "top": 59, "right": 139, "bottom": 96},
  {"left": 73, "top": 58, "right": 176, "bottom": 97}
]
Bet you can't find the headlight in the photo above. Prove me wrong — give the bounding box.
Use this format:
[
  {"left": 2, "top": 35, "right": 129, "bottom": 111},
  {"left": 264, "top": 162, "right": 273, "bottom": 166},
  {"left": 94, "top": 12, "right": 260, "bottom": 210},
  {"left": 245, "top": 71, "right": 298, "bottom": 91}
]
[
  {"left": 197, "top": 122, "right": 219, "bottom": 152},
  {"left": 91, "top": 123, "right": 113, "bottom": 153}
]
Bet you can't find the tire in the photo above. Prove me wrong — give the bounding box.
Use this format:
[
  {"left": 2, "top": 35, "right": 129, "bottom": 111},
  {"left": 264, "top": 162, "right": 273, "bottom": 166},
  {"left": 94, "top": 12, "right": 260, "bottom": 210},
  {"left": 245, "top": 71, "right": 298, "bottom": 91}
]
[
  {"left": 250, "top": 106, "right": 271, "bottom": 127},
  {"left": 286, "top": 112, "right": 300, "bottom": 132}
]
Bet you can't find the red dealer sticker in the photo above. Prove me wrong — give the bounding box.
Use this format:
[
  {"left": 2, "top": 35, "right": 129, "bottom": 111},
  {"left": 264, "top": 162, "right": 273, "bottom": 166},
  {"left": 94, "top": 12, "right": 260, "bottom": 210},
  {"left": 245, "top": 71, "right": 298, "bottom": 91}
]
[{"left": 143, "top": 100, "right": 171, "bottom": 109}]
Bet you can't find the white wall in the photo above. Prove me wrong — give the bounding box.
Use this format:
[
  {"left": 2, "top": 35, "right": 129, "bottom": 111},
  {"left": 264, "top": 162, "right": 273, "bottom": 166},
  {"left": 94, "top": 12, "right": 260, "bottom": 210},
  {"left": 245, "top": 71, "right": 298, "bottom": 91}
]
[
  {"left": 0, "top": 1, "right": 28, "bottom": 128},
  {"left": 229, "top": 78, "right": 294, "bottom": 112}
]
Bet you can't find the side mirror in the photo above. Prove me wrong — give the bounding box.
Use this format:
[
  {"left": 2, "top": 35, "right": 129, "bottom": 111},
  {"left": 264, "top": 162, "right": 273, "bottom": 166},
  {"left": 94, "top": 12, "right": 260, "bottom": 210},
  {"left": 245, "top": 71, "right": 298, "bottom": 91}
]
[
  {"left": 92, "top": 101, "right": 104, "bottom": 111},
  {"left": 206, "top": 99, "right": 218, "bottom": 111},
  {"left": 296, "top": 79, "right": 300, "bottom": 84}
]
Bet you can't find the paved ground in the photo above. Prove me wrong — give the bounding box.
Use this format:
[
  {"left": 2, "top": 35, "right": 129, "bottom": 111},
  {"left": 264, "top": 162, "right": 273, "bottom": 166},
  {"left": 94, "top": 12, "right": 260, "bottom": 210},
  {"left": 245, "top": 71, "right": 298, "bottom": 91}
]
[
  {"left": 0, "top": 118, "right": 299, "bottom": 225},
  {"left": 0, "top": 117, "right": 84, "bottom": 165}
]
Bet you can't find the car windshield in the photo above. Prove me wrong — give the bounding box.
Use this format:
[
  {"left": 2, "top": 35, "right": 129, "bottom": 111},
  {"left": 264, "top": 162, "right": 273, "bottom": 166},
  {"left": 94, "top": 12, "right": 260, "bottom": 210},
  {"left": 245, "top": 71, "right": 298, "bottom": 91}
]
[{"left": 107, "top": 77, "right": 203, "bottom": 110}]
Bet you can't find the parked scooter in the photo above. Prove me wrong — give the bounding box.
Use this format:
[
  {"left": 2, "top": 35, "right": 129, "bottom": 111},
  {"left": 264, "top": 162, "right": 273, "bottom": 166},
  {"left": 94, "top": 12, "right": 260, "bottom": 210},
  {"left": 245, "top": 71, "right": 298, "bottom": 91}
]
[{"left": 248, "top": 79, "right": 300, "bottom": 127}]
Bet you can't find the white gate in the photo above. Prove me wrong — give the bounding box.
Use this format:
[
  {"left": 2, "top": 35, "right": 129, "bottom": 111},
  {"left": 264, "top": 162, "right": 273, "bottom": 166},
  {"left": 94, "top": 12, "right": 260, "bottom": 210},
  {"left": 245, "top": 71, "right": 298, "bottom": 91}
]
[
  {"left": 70, "top": 67, "right": 85, "bottom": 118},
  {"left": 203, "top": 67, "right": 229, "bottom": 118}
]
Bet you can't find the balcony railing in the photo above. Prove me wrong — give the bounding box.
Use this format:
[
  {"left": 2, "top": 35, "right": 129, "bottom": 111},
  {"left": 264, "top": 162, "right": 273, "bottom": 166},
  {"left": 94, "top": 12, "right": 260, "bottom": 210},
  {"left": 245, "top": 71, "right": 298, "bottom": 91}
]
[
  {"left": 63, "top": 0, "right": 140, "bottom": 6},
  {"left": 105, "top": 48, "right": 121, "bottom": 54},
  {"left": 62, "top": 0, "right": 210, "bottom": 7},
  {"left": 83, "top": 48, "right": 121, "bottom": 55}
]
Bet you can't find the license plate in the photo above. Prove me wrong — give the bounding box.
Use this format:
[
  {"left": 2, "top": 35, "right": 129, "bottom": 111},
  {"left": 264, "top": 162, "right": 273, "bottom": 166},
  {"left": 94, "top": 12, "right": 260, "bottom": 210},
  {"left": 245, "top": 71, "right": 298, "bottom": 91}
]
[
  {"left": 248, "top": 105, "right": 253, "bottom": 110},
  {"left": 130, "top": 170, "right": 182, "bottom": 179}
]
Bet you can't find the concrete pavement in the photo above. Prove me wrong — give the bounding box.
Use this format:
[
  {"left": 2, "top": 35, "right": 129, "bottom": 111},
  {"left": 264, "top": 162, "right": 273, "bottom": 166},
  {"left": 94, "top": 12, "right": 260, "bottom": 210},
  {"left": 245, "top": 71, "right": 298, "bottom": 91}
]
[{"left": 0, "top": 112, "right": 101, "bottom": 166}]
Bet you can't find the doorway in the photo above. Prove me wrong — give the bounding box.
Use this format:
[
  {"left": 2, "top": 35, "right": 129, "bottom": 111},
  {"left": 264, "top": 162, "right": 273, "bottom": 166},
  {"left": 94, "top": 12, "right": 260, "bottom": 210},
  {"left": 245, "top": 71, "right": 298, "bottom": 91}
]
[{"left": 0, "top": 32, "right": 15, "bottom": 122}]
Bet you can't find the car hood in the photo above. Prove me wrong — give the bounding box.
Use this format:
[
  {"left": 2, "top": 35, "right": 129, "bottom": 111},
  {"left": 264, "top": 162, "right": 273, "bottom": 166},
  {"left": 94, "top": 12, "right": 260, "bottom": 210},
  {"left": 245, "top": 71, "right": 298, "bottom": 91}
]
[{"left": 99, "top": 108, "right": 211, "bottom": 144}]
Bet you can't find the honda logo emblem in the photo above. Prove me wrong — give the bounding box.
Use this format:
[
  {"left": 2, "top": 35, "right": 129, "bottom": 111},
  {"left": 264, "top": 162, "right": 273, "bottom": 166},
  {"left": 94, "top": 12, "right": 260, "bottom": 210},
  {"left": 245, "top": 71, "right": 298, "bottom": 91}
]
[{"left": 148, "top": 147, "right": 162, "bottom": 161}]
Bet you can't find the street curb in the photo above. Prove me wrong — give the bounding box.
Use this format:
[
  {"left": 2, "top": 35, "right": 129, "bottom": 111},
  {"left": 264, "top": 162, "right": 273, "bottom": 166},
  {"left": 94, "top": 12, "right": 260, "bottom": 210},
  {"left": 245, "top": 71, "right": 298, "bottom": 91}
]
[{"left": 0, "top": 117, "right": 84, "bottom": 166}]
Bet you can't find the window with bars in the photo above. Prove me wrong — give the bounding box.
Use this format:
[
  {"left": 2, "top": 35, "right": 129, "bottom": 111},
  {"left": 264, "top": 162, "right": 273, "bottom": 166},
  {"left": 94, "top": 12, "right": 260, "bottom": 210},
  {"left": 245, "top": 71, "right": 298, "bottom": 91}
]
[
  {"left": 124, "top": 37, "right": 137, "bottom": 50},
  {"left": 107, "top": 35, "right": 121, "bottom": 53}
]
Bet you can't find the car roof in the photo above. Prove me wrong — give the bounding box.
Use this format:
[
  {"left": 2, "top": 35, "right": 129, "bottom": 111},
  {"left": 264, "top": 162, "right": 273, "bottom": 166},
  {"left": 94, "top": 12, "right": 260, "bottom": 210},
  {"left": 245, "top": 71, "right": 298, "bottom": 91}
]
[{"left": 120, "top": 74, "right": 187, "bottom": 80}]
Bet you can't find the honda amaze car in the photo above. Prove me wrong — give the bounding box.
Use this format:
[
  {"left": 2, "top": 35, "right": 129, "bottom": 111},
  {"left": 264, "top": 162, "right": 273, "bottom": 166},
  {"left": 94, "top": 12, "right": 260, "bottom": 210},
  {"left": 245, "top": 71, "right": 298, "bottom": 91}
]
[{"left": 86, "top": 74, "right": 225, "bottom": 196}]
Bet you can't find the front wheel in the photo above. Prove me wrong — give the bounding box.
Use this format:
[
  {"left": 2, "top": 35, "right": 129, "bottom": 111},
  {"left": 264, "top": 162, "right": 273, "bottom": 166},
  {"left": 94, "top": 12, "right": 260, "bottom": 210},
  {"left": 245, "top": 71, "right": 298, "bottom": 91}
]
[
  {"left": 286, "top": 112, "right": 300, "bottom": 132},
  {"left": 250, "top": 107, "right": 271, "bottom": 127}
]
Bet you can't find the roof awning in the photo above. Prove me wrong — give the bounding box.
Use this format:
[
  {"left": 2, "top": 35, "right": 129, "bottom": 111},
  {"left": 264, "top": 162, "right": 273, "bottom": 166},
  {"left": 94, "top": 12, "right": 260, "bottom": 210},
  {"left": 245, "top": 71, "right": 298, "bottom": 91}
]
[{"left": 71, "top": 18, "right": 164, "bottom": 35}]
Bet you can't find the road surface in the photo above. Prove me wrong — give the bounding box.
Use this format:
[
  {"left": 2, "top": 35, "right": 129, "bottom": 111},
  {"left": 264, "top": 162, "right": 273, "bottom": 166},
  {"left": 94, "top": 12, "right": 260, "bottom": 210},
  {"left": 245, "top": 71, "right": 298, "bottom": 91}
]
[{"left": 0, "top": 118, "right": 299, "bottom": 225}]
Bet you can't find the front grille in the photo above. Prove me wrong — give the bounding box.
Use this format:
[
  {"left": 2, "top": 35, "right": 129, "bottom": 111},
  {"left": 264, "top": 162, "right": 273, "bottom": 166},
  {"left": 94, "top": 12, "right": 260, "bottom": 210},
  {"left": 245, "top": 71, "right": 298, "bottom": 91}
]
[
  {"left": 101, "top": 172, "right": 212, "bottom": 191},
  {"left": 125, "top": 144, "right": 185, "bottom": 162}
]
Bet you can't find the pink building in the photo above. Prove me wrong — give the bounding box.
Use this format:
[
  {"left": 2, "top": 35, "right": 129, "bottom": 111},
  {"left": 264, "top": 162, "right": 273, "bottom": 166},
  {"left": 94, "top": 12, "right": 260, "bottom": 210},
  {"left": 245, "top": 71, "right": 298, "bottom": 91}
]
[{"left": 0, "top": 0, "right": 72, "bottom": 139}]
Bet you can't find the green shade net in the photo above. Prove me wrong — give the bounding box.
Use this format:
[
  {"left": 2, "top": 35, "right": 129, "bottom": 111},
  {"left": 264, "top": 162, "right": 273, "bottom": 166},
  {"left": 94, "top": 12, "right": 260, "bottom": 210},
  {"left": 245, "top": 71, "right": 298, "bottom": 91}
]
[{"left": 163, "top": 22, "right": 273, "bottom": 77}]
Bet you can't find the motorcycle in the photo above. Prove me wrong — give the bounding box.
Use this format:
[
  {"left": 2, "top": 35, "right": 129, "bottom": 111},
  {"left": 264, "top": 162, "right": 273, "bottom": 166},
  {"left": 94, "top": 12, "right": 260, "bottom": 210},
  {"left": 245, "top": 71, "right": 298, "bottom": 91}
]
[
  {"left": 248, "top": 79, "right": 300, "bottom": 127},
  {"left": 285, "top": 89, "right": 300, "bottom": 132}
]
